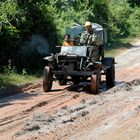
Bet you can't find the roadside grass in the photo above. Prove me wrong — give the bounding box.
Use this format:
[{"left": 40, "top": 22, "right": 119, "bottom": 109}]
[
  {"left": 105, "top": 37, "right": 135, "bottom": 57},
  {"left": 0, "top": 73, "right": 41, "bottom": 88}
]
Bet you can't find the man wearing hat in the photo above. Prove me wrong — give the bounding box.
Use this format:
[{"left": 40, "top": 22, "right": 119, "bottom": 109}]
[
  {"left": 80, "top": 21, "right": 98, "bottom": 46},
  {"left": 80, "top": 21, "right": 100, "bottom": 62}
]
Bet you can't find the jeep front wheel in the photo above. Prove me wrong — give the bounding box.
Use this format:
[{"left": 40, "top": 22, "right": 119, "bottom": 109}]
[
  {"left": 43, "top": 66, "right": 53, "bottom": 92},
  {"left": 90, "top": 71, "right": 101, "bottom": 94}
]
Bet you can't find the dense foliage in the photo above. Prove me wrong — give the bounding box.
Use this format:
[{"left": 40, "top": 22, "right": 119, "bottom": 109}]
[{"left": 0, "top": 0, "right": 140, "bottom": 71}]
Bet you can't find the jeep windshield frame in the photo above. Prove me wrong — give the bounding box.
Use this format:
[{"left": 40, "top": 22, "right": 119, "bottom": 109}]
[{"left": 56, "top": 46, "right": 93, "bottom": 57}]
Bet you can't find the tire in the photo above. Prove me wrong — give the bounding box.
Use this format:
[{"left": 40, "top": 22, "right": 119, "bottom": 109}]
[
  {"left": 43, "top": 66, "right": 53, "bottom": 92},
  {"left": 72, "top": 76, "right": 80, "bottom": 85},
  {"left": 90, "top": 71, "right": 101, "bottom": 94},
  {"left": 106, "top": 64, "right": 115, "bottom": 88}
]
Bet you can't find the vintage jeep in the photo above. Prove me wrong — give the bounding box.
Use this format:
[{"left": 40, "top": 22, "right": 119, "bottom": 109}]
[{"left": 43, "top": 24, "right": 115, "bottom": 94}]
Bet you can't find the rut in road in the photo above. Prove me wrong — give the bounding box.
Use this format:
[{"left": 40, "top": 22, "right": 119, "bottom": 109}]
[
  {"left": 14, "top": 79, "right": 140, "bottom": 139},
  {"left": 0, "top": 87, "right": 87, "bottom": 126}
]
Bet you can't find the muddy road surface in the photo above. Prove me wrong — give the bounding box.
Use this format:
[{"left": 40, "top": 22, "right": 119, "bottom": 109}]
[{"left": 0, "top": 39, "right": 140, "bottom": 140}]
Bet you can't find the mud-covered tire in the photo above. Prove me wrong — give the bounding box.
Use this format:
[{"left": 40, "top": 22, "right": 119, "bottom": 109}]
[
  {"left": 72, "top": 76, "right": 80, "bottom": 85},
  {"left": 106, "top": 64, "right": 115, "bottom": 88},
  {"left": 90, "top": 71, "right": 101, "bottom": 94},
  {"left": 43, "top": 66, "right": 53, "bottom": 92}
]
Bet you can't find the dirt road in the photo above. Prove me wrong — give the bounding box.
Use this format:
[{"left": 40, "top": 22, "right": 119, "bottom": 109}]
[{"left": 0, "top": 39, "right": 140, "bottom": 140}]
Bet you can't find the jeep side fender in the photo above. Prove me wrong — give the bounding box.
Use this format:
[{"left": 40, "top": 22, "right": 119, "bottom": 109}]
[{"left": 103, "top": 57, "right": 115, "bottom": 70}]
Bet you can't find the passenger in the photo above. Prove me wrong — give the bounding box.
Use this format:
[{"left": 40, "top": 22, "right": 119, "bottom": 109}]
[{"left": 62, "top": 34, "right": 75, "bottom": 46}]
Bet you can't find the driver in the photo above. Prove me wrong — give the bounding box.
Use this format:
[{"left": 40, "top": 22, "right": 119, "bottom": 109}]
[
  {"left": 80, "top": 21, "right": 100, "bottom": 62},
  {"left": 80, "top": 21, "right": 98, "bottom": 46}
]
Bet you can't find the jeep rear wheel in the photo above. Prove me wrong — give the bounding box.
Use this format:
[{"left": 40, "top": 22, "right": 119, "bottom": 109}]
[
  {"left": 72, "top": 76, "right": 80, "bottom": 85},
  {"left": 58, "top": 80, "right": 67, "bottom": 86},
  {"left": 43, "top": 66, "right": 53, "bottom": 92},
  {"left": 106, "top": 63, "right": 115, "bottom": 88}
]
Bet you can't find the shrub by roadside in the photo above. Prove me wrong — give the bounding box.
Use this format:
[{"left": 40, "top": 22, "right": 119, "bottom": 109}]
[{"left": 0, "top": 66, "right": 40, "bottom": 88}]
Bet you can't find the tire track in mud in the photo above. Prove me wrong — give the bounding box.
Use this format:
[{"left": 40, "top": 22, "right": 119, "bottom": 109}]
[
  {"left": 0, "top": 87, "right": 88, "bottom": 127},
  {"left": 0, "top": 80, "right": 113, "bottom": 128},
  {"left": 0, "top": 78, "right": 140, "bottom": 140},
  {"left": 13, "top": 79, "right": 140, "bottom": 140},
  {"left": 1, "top": 79, "right": 138, "bottom": 127},
  {"left": 0, "top": 80, "right": 104, "bottom": 127},
  {"left": 0, "top": 90, "right": 89, "bottom": 140}
]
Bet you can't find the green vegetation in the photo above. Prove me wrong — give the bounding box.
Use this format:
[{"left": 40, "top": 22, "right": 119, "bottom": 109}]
[
  {"left": 0, "top": 0, "right": 140, "bottom": 87},
  {"left": 0, "top": 66, "right": 40, "bottom": 88},
  {"left": 0, "top": 73, "right": 39, "bottom": 88}
]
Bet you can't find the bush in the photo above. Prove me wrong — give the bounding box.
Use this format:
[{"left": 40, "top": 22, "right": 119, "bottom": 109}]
[
  {"left": 108, "top": 0, "right": 132, "bottom": 38},
  {"left": 127, "top": 7, "right": 140, "bottom": 36},
  {"left": 0, "top": 0, "right": 59, "bottom": 71}
]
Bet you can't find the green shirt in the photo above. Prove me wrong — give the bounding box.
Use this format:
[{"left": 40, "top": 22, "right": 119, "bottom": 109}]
[{"left": 80, "top": 30, "right": 97, "bottom": 46}]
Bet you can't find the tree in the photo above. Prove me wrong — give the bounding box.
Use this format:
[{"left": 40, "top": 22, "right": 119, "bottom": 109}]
[{"left": 0, "top": 0, "right": 59, "bottom": 71}]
